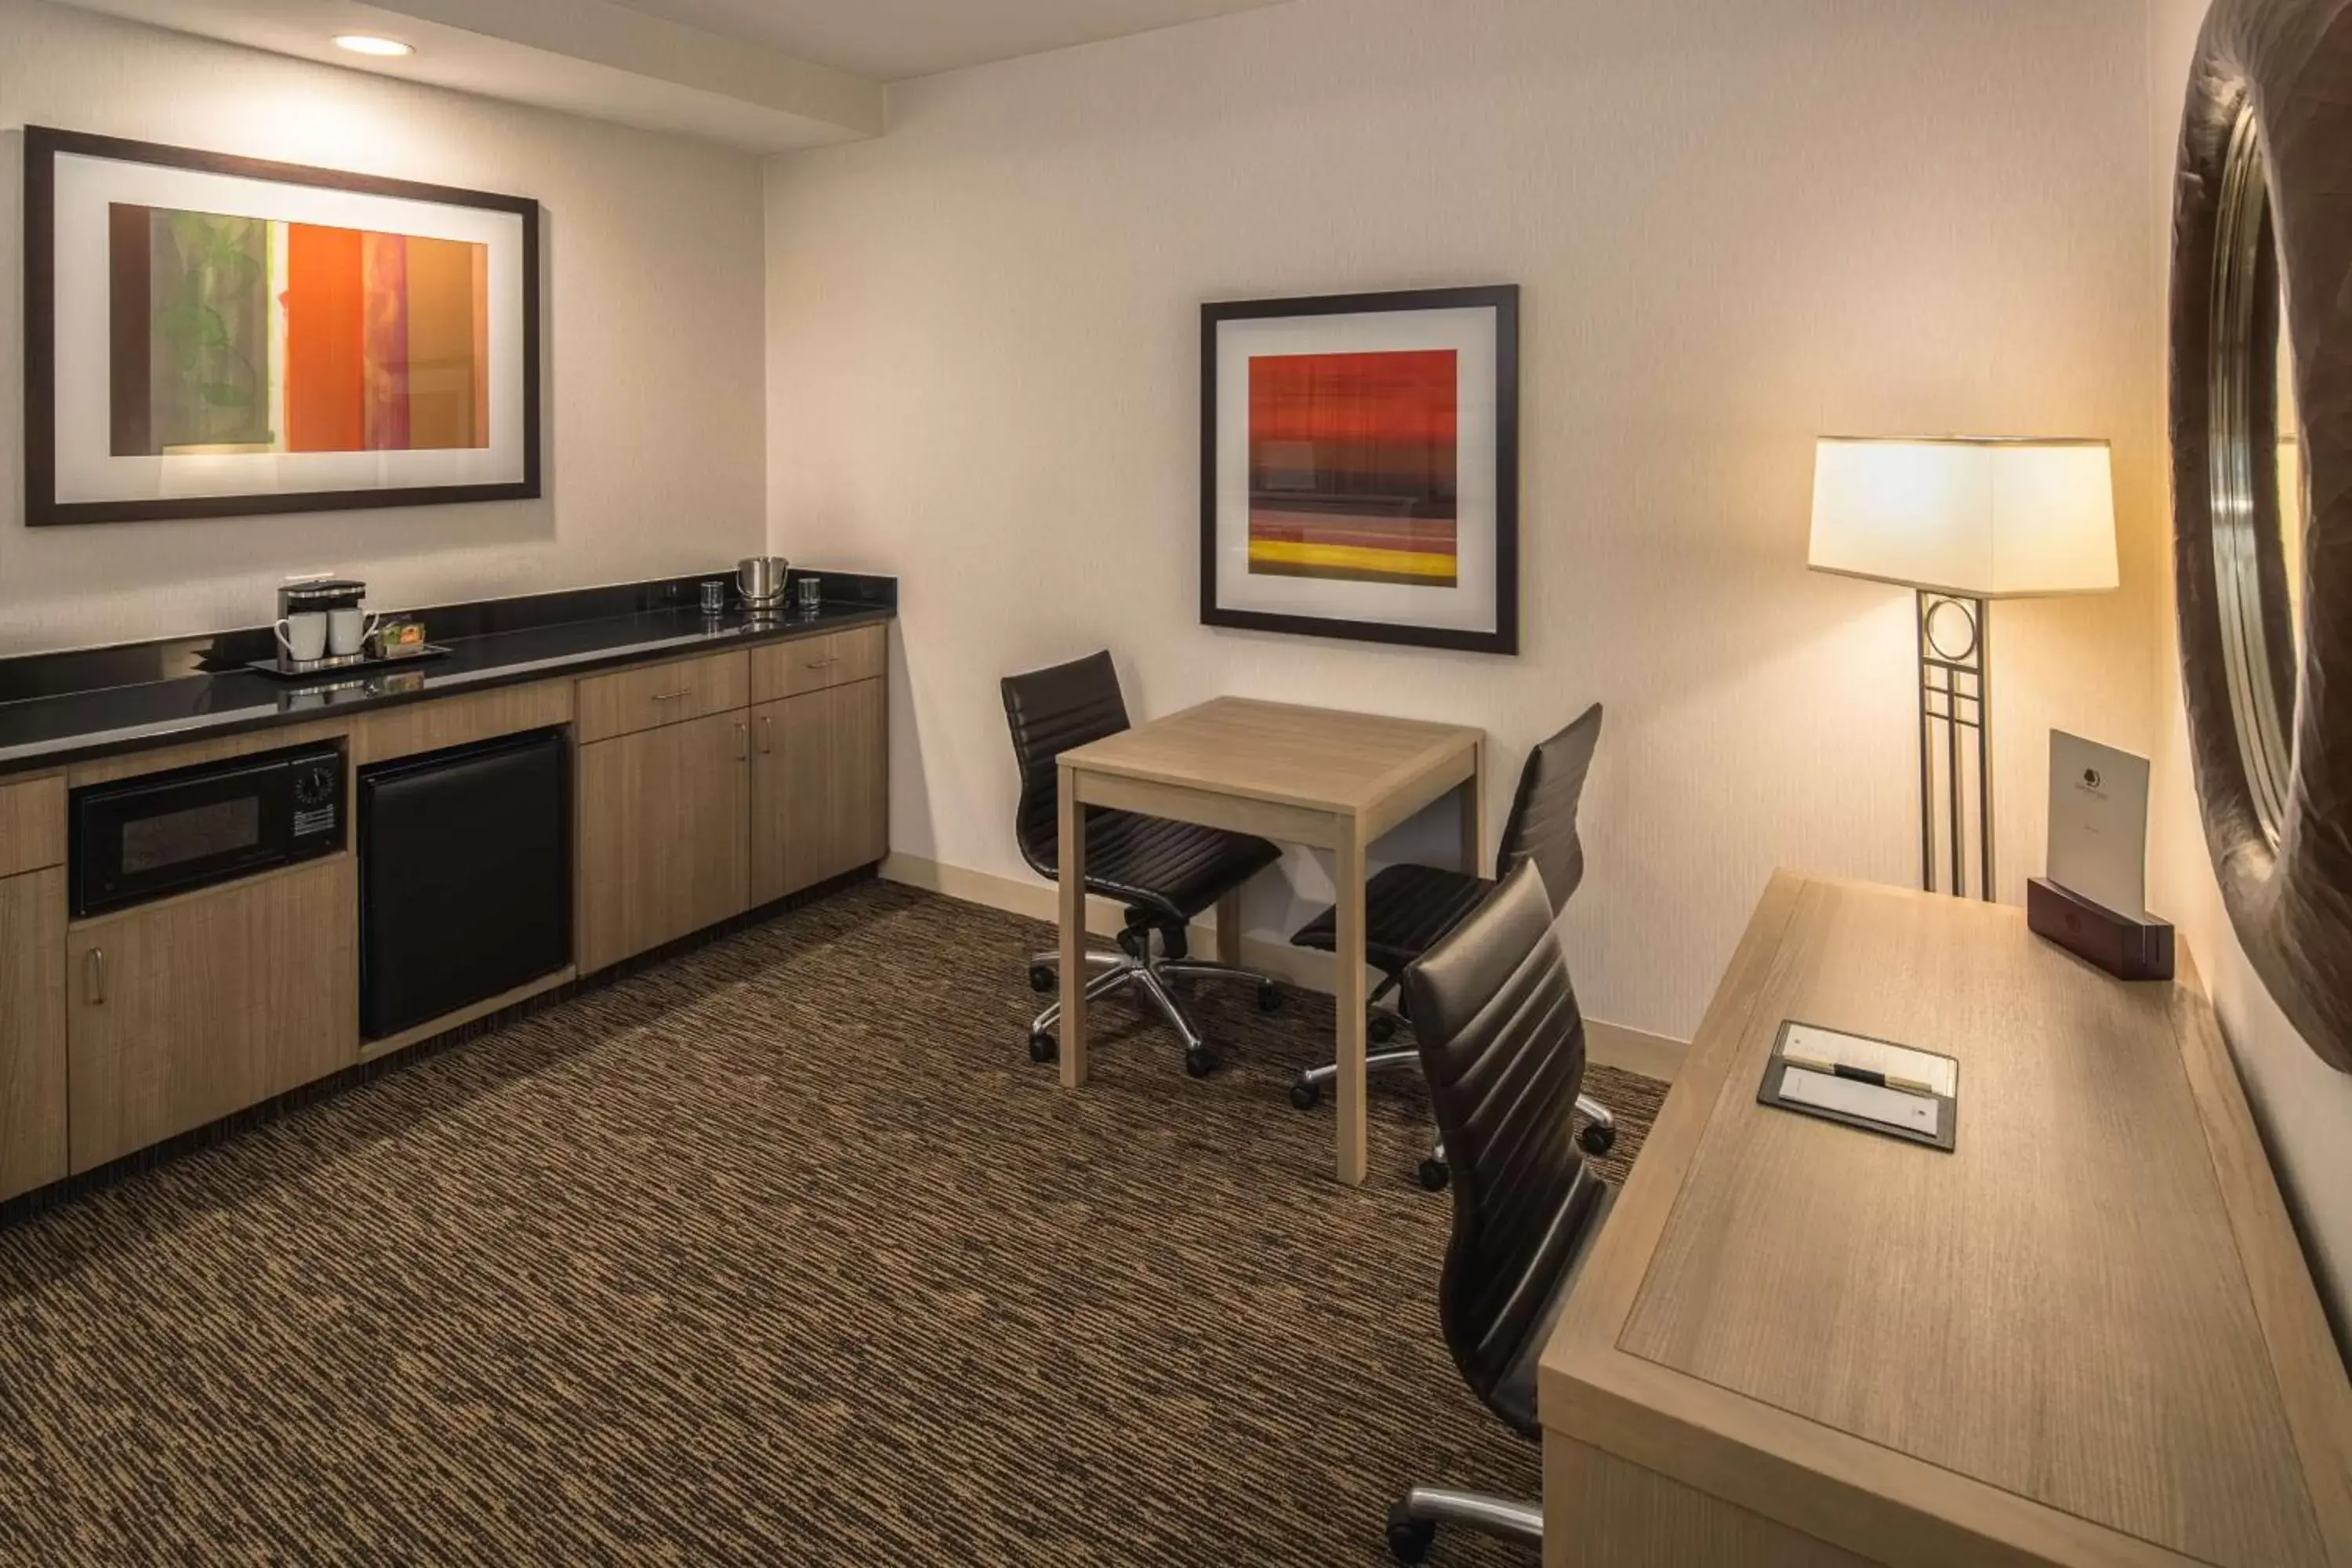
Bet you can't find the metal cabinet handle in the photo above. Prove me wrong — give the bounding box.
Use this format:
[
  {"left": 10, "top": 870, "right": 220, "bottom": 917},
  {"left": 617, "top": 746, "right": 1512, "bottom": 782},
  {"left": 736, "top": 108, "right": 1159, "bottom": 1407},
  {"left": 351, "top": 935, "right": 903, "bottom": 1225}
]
[
  {"left": 735, "top": 721, "right": 750, "bottom": 762},
  {"left": 759, "top": 714, "right": 774, "bottom": 755},
  {"left": 650, "top": 689, "right": 693, "bottom": 703},
  {"left": 85, "top": 949, "right": 105, "bottom": 1006}
]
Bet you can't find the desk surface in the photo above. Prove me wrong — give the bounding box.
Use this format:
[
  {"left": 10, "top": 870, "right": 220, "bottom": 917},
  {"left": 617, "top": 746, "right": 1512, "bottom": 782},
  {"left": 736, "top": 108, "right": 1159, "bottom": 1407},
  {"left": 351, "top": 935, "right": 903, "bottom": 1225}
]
[
  {"left": 1541, "top": 870, "right": 2352, "bottom": 1567},
  {"left": 1058, "top": 697, "right": 1480, "bottom": 822}
]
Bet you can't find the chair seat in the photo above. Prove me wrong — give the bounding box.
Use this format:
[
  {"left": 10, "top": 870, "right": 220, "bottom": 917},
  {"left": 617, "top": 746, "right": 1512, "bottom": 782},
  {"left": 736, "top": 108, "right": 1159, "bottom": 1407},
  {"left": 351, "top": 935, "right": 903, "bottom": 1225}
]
[
  {"left": 1486, "top": 1170, "right": 1615, "bottom": 1437},
  {"left": 1080, "top": 809, "right": 1283, "bottom": 926},
  {"left": 1289, "top": 862, "right": 1494, "bottom": 975}
]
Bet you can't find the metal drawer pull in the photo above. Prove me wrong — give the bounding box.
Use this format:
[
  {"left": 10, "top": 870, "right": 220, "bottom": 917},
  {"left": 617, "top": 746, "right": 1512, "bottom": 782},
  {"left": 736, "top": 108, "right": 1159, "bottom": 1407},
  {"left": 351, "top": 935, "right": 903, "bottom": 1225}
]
[
  {"left": 85, "top": 949, "right": 105, "bottom": 1006},
  {"left": 649, "top": 689, "right": 694, "bottom": 702},
  {"left": 805, "top": 656, "right": 840, "bottom": 669},
  {"left": 759, "top": 715, "right": 775, "bottom": 755}
]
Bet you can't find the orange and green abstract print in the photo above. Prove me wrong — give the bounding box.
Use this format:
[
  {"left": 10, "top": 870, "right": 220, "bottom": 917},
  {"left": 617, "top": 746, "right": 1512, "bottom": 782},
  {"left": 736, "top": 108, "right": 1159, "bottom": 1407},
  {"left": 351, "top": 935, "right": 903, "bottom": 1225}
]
[
  {"left": 1247, "top": 349, "right": 1458, "bottom": 588},
  {"left": 107, "top": 204, "right": 489, "bottom": 458}
]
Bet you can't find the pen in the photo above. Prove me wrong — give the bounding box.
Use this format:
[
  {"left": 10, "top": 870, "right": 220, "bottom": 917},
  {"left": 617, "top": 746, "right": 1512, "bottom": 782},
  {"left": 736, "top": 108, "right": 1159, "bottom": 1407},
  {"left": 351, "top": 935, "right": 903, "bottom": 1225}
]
[{"left": 1783, "top": 1053, "right": 1937, "bottom": 1097}]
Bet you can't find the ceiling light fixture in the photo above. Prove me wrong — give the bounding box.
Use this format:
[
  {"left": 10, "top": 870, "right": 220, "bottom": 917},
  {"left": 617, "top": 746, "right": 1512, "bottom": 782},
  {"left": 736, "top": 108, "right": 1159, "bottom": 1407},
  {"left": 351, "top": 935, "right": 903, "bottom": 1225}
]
[{"left": 332, "top": 34, "right": 413, "bottom": 56}]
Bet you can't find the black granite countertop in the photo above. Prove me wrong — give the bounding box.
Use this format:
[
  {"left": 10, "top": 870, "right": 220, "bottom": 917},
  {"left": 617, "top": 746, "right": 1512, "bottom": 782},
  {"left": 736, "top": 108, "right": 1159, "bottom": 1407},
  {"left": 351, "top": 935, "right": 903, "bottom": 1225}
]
[{"left": 0, "top": 586, "right": 894, "bottom": 779}]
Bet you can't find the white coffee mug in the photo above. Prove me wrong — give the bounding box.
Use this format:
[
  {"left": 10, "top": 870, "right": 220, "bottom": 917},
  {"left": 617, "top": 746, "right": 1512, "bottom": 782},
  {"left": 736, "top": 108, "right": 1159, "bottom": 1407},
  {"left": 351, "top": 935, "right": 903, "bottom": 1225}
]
[
  {"left": 276, "top": 612, "right": 329, "bottom": 663},
  {"left": 328, "top": 607, "right": 379, "bottom": 658}
]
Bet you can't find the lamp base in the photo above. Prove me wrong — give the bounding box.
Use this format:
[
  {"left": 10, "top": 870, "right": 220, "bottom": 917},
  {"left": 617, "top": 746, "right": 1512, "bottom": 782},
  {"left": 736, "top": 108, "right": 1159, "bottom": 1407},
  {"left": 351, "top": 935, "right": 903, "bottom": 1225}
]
[{"left": 2027, "top": 877, "right": 2175, "bottom": 982}]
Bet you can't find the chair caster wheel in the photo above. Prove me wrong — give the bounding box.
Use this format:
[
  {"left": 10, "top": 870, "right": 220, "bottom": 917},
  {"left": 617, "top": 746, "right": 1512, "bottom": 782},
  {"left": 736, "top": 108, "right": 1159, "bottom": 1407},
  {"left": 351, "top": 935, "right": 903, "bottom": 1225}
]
[
  {"left": 1579, "top": 1122, "right": 1617, "bottom": 1156},
  {"left": 1028, "top": 964, "right": 1055, "bottom": 993},
  {"left": 1386, "top": 1504, "right": 1436, "bottom": 1564},
  {"left": 1184, "top": 1047, "right": 1219, "bottom": 1078},
  {"left": 1257, "top": 982, "right": 1283, "bottom": 1012},
  {"left": 1028, "top": 1032, "right": 1058, "bottom": 1064},
  {"left": 1288, "top": 1079, "right": 1322, "bottom": 1112},
  {"left": 1417, "top": 1157, "right": 1451, "bottom": 1192},
  {"left": 1369, "top": 1013, "right": 1399, "bottom": 1044}
]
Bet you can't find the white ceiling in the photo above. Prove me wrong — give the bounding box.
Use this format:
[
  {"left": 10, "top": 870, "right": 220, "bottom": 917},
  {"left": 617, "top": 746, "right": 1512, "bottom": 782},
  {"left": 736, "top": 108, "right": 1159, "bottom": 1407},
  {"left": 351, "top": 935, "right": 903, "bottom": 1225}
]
[
  {"left": 604, "top": 0, "right": 1292, "bottom": 82},
  {"left": 54, "top": 0, "right": 1295, "bottom": 150}
]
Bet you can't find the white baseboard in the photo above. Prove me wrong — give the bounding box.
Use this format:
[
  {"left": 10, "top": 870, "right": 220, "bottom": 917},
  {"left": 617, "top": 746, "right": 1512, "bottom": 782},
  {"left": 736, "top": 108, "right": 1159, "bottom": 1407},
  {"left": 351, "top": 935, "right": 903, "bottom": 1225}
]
[{"left": 880, "top": 851, "right": 1687, "bottom": 1083}]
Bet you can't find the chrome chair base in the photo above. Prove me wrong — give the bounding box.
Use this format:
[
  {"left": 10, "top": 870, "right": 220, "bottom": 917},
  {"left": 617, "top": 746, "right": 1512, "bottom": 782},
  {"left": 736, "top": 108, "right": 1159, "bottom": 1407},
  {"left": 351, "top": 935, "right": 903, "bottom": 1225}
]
[
  {"left": 1385, "top": 1486, "right": 1541, "bottom": 1563},
  {"left": 1025, "top": 945, "right": 1279, "bottom": 1077}
]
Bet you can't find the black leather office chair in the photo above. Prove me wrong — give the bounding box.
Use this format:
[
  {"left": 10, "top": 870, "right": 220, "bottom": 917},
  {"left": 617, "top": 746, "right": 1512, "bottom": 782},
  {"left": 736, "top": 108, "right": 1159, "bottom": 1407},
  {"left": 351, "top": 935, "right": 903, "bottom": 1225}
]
[
  {"left": 1287, "top": 706, "right": 1614, "bottom": 1179},
  {"left": 1382, "top": 858, "right": 1617, "bottom": 1563},
  {"left": 1002, "top": 651, "right": 1285, "bottom": 1076}
]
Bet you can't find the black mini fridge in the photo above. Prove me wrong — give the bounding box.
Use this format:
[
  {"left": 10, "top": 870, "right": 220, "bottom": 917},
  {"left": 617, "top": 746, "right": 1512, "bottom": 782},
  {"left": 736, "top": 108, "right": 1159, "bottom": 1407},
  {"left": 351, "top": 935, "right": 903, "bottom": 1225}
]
[{"left": 359, "top": 728, "right": 572, "bottom": 1041}]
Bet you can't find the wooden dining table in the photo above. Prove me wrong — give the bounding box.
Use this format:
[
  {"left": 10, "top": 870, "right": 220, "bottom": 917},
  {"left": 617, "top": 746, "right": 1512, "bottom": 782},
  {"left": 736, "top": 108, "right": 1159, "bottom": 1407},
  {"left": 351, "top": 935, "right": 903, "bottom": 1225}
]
[{"left": 1054, "top": 697, "right": 1487, "bottom": 1184}]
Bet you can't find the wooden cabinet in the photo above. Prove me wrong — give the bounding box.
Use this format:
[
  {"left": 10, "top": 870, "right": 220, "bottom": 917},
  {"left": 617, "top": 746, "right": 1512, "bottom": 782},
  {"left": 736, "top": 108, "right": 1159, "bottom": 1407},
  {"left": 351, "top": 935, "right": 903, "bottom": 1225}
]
[
  {"left": 67, "top": 857, "right": 356, "bottom": 1174},
  {"left": 0, "top": 867, "right": 67, "bottom": 1201},
  {"left": 575, "top": 652, "right": 750, "bottom": 743},
  {"left": 751, "top": 622, "right": 886, "bottom": 702},
  {"left": 576, "top": 708, "right": 752, "bottom": 971},
  {"left": 0, "top": 774, "right": 64, "bottom": 879},
  {"left": 751, "top": 677, "right": 888, "bottom": 904}
]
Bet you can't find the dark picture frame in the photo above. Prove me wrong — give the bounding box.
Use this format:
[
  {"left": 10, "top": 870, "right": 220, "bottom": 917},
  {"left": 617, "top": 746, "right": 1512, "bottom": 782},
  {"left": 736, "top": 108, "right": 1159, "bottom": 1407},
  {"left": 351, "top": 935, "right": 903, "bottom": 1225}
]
[
  {"left": 1200, "top": 285, "right": 1519, "bottom": 655},
  {"left": 24, "top": 126, "right": 542, "bottom": 527}
]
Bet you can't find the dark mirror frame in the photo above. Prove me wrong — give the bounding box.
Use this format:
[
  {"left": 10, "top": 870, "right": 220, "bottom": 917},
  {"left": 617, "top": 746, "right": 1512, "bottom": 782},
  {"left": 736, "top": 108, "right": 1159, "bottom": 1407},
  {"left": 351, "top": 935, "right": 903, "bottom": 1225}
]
[{"left": 2170, "top": 0, "right": 2352, "bottom": 1071}]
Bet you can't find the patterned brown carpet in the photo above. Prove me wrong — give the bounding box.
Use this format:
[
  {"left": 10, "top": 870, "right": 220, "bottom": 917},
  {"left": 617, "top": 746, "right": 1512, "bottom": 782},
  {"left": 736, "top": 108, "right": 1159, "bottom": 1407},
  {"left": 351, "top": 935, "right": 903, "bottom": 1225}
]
[{"left": 0, "top": 880, "right": 1661, "bottom": 1565}]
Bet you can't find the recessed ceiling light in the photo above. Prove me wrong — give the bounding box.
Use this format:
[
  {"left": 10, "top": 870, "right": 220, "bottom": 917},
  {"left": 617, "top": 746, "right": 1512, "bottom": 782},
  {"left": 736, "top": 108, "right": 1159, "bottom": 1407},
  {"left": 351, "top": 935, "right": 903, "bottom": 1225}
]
[{"left": 332, "top": 34, "right": 412, "bottom": 56}]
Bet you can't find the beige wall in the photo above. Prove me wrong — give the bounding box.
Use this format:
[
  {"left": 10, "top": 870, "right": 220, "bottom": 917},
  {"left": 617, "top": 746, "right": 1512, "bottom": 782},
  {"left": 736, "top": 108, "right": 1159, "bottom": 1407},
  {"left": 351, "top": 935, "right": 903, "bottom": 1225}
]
[
  {"left": 763, "top": 0, "right": 2163, "bottom": 1043},
  {"left": 0, "top": 0, "right": 768, "bottom": 654},
  {"left": 2143, "top": 0, "right": 2352, "bottom": 1338}
]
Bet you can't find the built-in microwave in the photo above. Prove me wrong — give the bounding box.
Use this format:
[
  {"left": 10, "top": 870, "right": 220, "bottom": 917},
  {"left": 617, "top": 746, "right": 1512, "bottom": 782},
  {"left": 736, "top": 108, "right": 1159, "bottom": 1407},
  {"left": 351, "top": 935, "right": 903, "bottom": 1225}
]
[{"left": 70, "top": 741, "right": 346, "bottom": 917}]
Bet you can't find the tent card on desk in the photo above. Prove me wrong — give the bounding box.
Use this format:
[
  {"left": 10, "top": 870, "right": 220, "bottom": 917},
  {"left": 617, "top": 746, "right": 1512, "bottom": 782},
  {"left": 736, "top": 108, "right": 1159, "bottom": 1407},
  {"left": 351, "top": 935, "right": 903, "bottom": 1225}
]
[{"left": 2048, "top": 731, "right": 2151, "bottom": 919}]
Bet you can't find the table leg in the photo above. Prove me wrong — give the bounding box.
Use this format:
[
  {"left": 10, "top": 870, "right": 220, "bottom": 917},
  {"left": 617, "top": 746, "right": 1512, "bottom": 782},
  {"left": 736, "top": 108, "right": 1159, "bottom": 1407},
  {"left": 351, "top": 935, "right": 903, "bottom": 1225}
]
[
  {"left": 1215, "top": 888, "right": 1243, "bottom": 967},
  {"left": 1058, "top": 763, "right": 1089, "bottom": 1088},
  {"left": 1334, "top": 821, "right": 1368, "bottom": 1185},
  {"left": 1460, "top": 739, "right": 1487, "bottom": 875}
]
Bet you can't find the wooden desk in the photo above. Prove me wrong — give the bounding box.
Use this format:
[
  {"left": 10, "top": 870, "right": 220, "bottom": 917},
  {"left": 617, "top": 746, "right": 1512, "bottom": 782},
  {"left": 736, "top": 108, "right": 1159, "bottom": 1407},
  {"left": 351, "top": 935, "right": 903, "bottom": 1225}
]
[
  {"left": 1054, "top": 698, "right": 1484, "bottom": 1184},
  {"left": 1541, "top": 870, "right": 2352, "bottom": 1567}
]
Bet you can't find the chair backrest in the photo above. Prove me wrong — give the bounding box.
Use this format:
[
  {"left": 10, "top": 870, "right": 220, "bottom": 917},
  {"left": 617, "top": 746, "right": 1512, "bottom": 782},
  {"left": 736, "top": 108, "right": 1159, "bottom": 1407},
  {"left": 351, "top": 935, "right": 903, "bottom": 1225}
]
[
  {"left": 1403, "top": 858, "right": 1604, "bottom": 1434},
  {"left": 1000, "top": 650, "right": 1131, "bottom": 879},
  {"left": 1494, "top": 702, "right": 1604, "bottom": 915}
]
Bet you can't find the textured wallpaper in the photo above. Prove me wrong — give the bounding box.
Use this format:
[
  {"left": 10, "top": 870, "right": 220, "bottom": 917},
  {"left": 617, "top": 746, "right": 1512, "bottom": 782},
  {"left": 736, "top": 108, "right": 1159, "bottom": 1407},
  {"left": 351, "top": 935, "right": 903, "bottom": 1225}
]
[
  {"left": 0, "top": 0, "right": 769, "bottom": 653},
  {"left": 760, "top": 0, "right": 2166, "bottom": 1044}
]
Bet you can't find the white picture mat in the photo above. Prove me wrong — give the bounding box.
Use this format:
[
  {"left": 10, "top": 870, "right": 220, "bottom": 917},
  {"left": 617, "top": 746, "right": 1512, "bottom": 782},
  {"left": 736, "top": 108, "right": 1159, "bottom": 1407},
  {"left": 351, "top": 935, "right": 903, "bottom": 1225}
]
[
  {"left": 1213, "top": 308, "right": 1499, "bottom": 634},
  {"left": 51, "top": 151, "right": 529, "bottom": 504}
]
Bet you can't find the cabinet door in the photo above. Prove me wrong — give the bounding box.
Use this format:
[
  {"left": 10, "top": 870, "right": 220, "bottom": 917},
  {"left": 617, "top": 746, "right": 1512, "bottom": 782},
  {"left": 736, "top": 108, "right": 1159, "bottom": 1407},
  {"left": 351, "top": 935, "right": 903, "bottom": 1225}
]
[
  {"left": 0, "top": 867, "right": 67, "bottom": 1201},
  {"left": 67, "top": 856, "right": 357, "bottom": 1174},
  {"left": 576, "top": 709, "right": 751, "bottom": 972},
  {"left": 751, "top": 678, "right": 889, "bottom": 905}
]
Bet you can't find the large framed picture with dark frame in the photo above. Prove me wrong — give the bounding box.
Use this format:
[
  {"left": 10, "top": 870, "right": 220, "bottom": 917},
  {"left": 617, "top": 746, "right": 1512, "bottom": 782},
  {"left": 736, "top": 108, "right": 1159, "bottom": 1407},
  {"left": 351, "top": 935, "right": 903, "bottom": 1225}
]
[
  {"left": 1200, "top": 285, "right": 1519, "bottom": 654},
  {"left": 23, "top": 126, "right": 541, "bottom": 527}
]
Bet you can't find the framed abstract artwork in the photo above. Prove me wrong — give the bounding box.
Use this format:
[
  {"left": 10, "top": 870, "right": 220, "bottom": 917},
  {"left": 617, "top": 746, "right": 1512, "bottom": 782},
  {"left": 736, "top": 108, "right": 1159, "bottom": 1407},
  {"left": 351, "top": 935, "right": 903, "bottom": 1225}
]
[
  {"left": 23, "top": 127, "right": 540, "bottom": 527},
  {"left": 1200, "top": 285, "right": 1519, "bottom": 654}
]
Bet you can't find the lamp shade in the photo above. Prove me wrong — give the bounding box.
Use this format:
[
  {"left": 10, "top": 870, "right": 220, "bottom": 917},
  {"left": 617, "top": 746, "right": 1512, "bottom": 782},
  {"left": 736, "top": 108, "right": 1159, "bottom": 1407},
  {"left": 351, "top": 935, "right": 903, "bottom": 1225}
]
[{"left": 1807, "top": 437, "right": 2118, "bottom": 599}]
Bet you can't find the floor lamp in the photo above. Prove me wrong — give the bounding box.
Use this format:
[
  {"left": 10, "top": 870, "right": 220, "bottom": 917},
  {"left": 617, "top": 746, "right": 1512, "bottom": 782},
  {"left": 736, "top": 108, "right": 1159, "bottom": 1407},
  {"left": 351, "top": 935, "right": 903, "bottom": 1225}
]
[{"left": 1807, "top": 437, "right": 2118, "bottom": 900}]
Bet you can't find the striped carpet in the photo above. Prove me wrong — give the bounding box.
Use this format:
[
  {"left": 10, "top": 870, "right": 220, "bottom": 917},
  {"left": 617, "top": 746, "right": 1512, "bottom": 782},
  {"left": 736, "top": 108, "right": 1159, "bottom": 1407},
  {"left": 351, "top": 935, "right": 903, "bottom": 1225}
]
[{"left": 0, "top": 880, "right": 1662, "bottom": 1565}]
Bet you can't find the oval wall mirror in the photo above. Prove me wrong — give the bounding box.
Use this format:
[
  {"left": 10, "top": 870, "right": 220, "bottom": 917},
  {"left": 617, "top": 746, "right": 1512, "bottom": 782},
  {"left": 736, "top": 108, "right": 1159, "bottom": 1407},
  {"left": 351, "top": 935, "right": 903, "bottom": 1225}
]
[{"left": 2172, "top": 0, "right": 2352, "bottom": 1071}]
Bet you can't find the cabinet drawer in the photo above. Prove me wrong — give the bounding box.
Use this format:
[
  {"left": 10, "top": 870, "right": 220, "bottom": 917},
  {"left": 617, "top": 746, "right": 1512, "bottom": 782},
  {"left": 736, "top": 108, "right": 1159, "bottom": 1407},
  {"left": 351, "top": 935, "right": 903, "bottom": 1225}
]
[
  {"left": 0, "top": 775, "right": 65, "bottom": 878},
  {"left": 575, "top": 652, "right": 749, "bottom": 744},
  {"left": 752, "top": 622, "right": 887, "bottom": 702}
]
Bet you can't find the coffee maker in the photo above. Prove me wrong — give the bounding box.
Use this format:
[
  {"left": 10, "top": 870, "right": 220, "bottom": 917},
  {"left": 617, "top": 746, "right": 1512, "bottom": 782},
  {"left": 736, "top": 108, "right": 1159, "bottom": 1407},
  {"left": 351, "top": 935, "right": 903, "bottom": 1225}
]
[{"left": 272, "top": 578, "right": 368, "bottom": 672}]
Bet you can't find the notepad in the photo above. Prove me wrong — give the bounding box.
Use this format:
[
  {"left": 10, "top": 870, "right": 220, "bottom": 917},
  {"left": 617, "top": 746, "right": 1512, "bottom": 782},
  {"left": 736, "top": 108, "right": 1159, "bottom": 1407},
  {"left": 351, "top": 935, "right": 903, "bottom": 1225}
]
[
  {"left": 1778, "top": 1065, "right": 1940, "bottom": 1138},
  {"left": 1756, "top": 1020, "right": 1958, "bottom": 1150},
  {"left": 1779, "top": 1022, "right": 1957, "bottom": 1098}
]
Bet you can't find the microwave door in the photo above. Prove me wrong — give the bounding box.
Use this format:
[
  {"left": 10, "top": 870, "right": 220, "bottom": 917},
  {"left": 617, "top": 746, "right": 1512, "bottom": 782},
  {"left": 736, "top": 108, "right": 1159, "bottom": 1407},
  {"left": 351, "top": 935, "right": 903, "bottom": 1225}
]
[{"left": 80, "top": 757, "right": 293, "bottom": 913}]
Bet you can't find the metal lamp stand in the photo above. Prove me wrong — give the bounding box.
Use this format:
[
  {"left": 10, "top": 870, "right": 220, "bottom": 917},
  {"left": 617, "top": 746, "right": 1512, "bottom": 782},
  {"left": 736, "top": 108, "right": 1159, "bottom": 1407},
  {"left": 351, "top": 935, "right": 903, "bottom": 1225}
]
[{"left": 1916, "top": 590, "right": 1994, "bottom": 900}]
